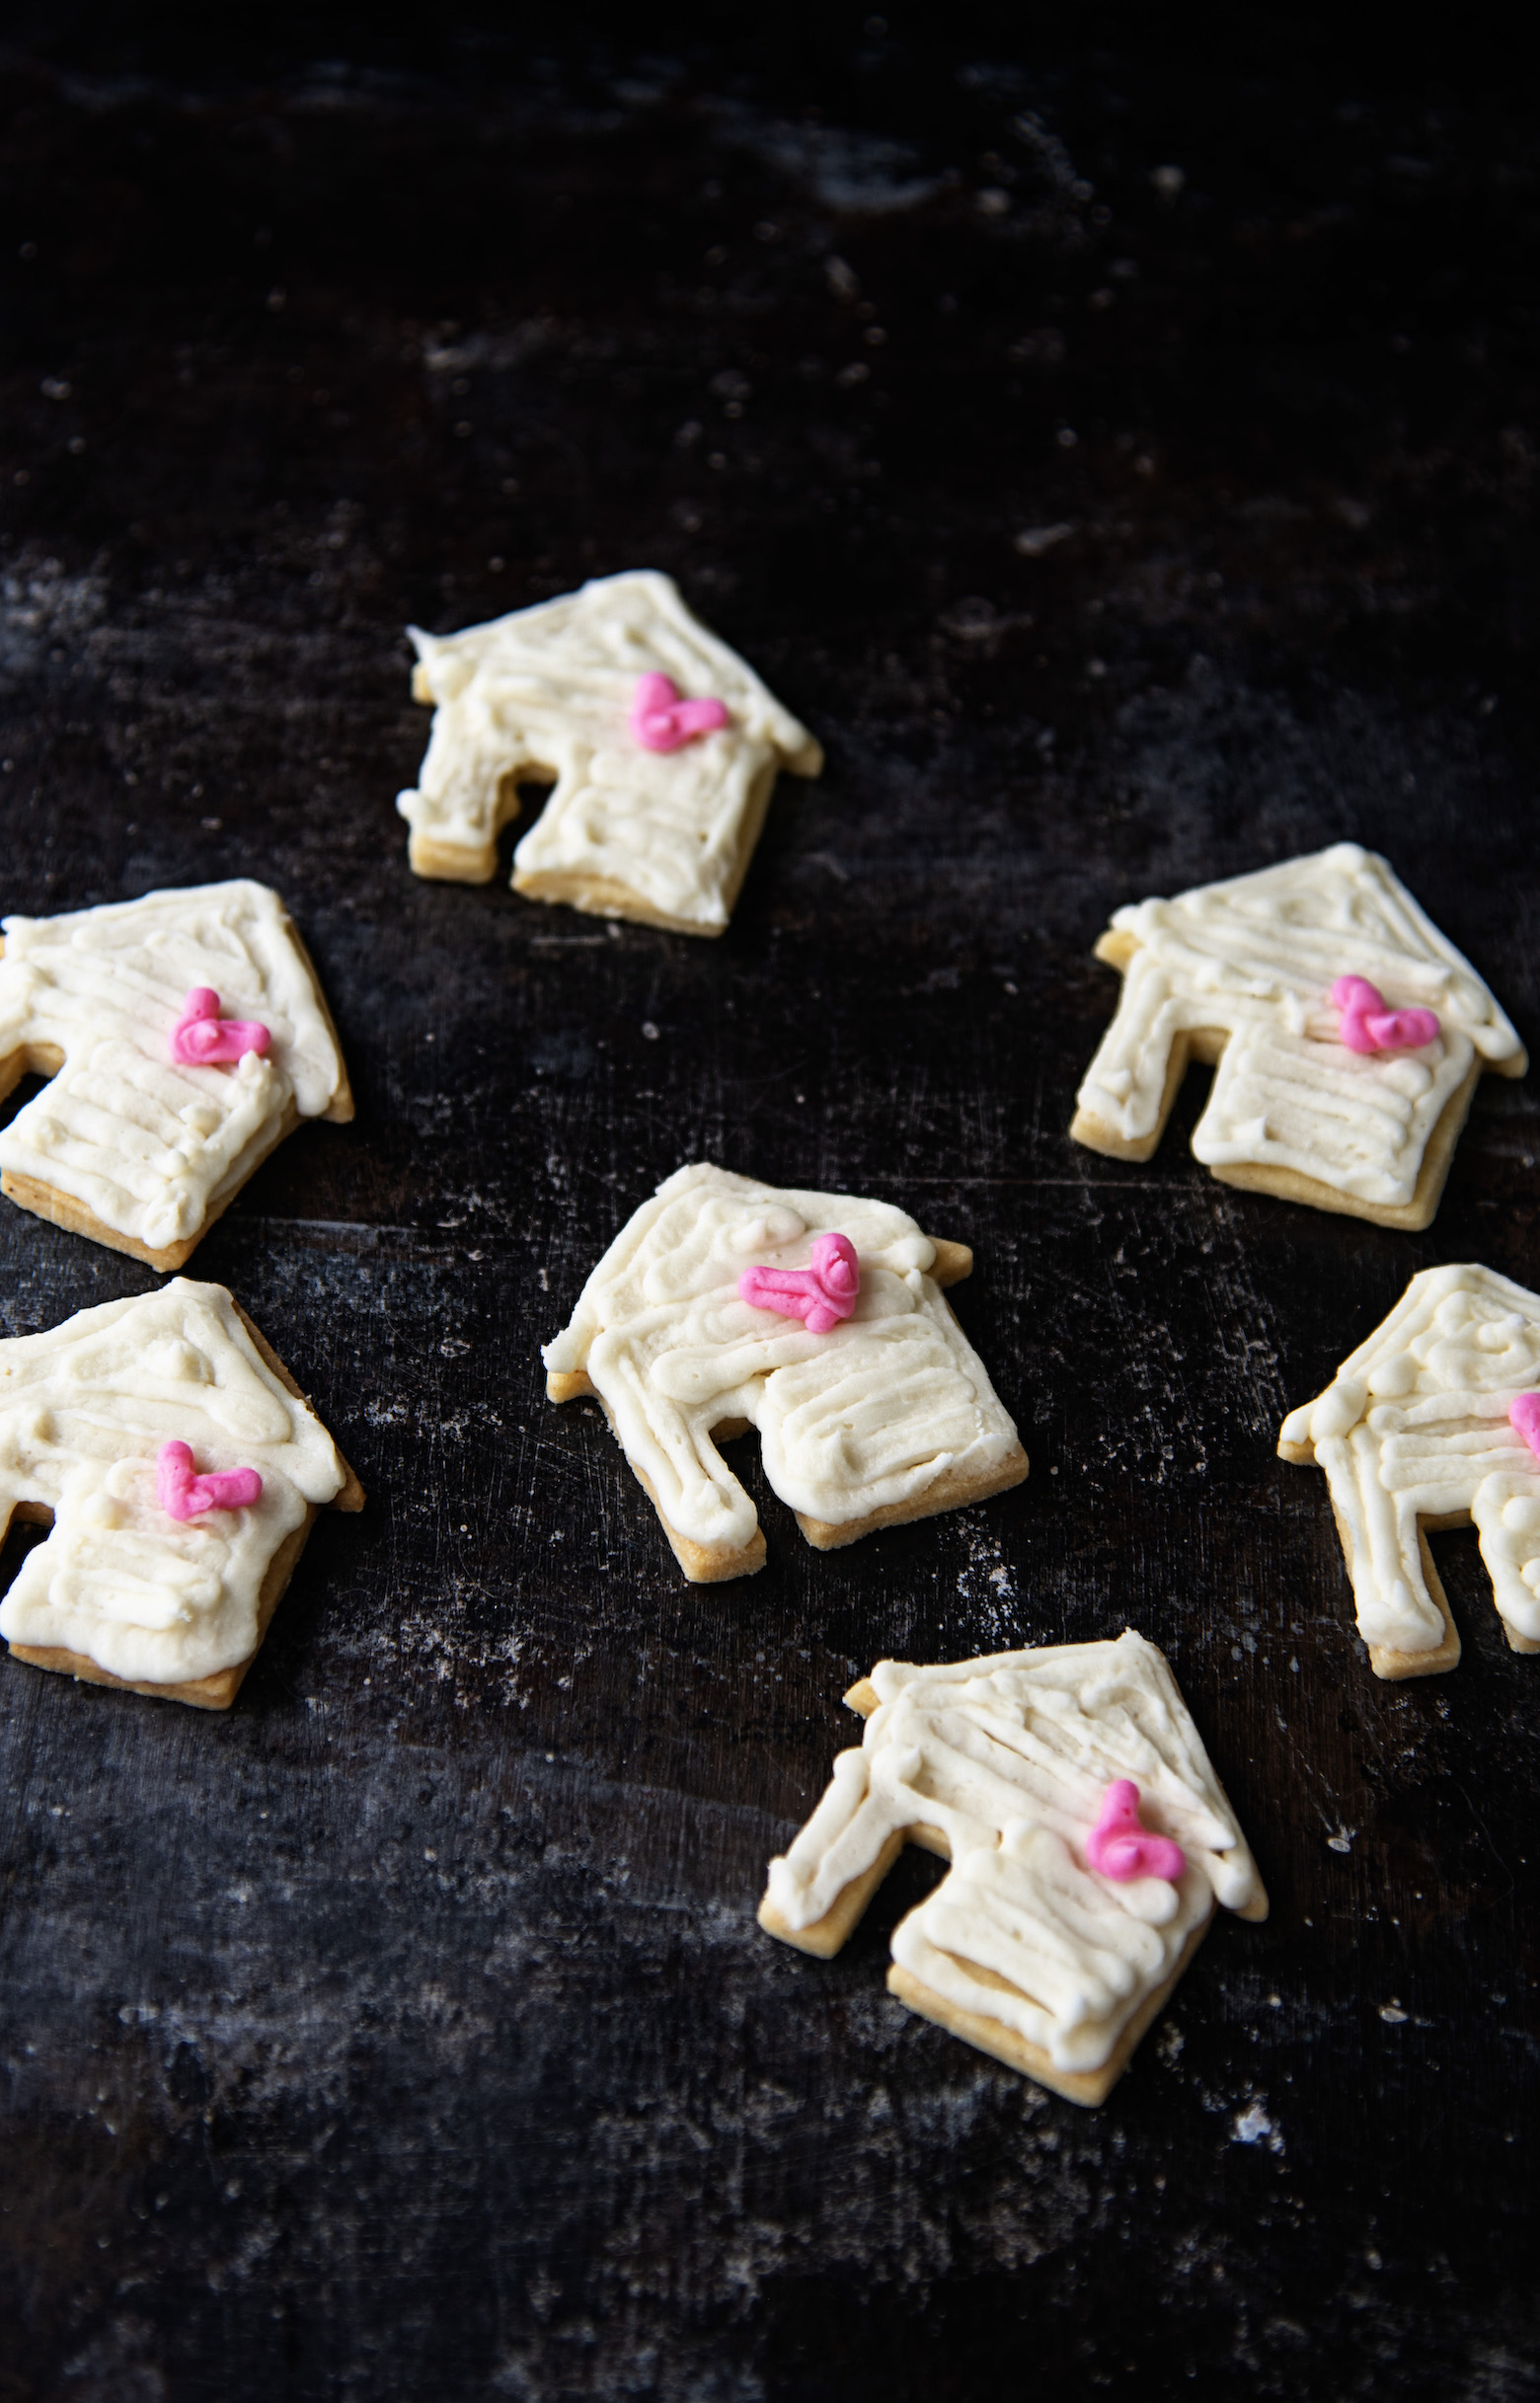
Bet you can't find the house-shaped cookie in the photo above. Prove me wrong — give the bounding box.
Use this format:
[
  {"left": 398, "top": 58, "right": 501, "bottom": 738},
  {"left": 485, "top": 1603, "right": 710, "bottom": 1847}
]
[
  {"left": 0, "top": 1279, "right": 363, "bottom": 1709},
  {"left": 1279, "top": 1263, "right": 1540, "bottom": 1677},
  {"left": 759, "top": 1630, "right": 1268, "bottom": 2106},
  {"left": 397, "top": 570, "right": 822, "bottom": 936},
  {"left": 0, "top": 880, "right": 352, "bottom": 1270},
  {"left": 1072, "top": 844, "right": 1525, "bottom": 1228},
  {"left": 543, "top": 1163, "right": 1027, "bottom": 1579}
]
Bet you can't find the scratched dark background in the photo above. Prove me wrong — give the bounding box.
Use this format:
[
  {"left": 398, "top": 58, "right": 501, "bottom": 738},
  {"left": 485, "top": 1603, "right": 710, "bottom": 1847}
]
[{"left": 2, "top": 7, "right": 1538, "bottom": 2398}]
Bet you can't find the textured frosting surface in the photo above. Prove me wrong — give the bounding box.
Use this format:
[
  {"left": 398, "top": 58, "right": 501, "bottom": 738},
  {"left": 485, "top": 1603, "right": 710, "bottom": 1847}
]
[
  {"left": 766, "top": 1631, "right": 1264, "bottom": 2073},
  {"left": 0, "top": 1280, "right": 346, "bottom": 1684},
  {"left": 1077, "top": 843, "right": 1522, "bottom": 1205},
  {"left": 1279, "top": 1263, "right": 1540, "bottom": 1653},
  {"left": 397, "top": 570, "right": 818, "bottom": 930},
  {"left": 0, "top": 881, "right": 346, "bottom": 1252},
  {"left": 543, "top": 1162, "right": 1021, "bottom": 1556}
]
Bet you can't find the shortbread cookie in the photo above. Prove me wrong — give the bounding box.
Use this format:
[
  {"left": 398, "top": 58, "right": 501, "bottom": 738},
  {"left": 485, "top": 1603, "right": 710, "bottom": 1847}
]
[
  {"left": 543, "top": 1163, "right": 1026, "bottom": 1580},
  {"left": 0, "top": 1279, "right": 364, "bottom": 1709},
  {"left": 396, "top": 570, "right": 822, "bottom": 935},
  {"left": 0, "top": 880, "right": 352, "bottom": 1270},
  {"left": 759, "top": 1631, "right": 1267, "bottom": 2106},
  {"left": 1278, "top": 1263, "right": 1540, "bottom": 1677},
  {"left": 1071, "top": 844, "right": 1525, "bottom": 1228}
]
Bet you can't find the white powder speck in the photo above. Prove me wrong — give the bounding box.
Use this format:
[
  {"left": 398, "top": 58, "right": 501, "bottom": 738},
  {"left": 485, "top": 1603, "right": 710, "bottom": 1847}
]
[{"left": 1232, "top": 2102, "right": 1283, "bottom": 2152}]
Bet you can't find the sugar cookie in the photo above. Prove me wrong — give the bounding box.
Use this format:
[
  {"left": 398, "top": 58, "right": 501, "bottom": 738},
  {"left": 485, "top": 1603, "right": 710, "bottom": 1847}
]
[
  {"left": 1278, "top": 1262, "right": 1540, "bottom": 1676},
  {"left": 396, "top": 570, "right": 822, "bottom": 935},
  {"left": 759, "top": 1631, "right": 1267, "bottom": 2106},
  {"left": 1071, "top": 843, "right": 1524, "bottom": 1228},
  {"left": 0, "top": 880, "right": 352, "bottom": 1270},
  {"left": 0, "top": 1279, "right": 364, "bottom": 1709},
  {"left": 543, "top": 1163, "right": 1026, "bottom": 1580}
]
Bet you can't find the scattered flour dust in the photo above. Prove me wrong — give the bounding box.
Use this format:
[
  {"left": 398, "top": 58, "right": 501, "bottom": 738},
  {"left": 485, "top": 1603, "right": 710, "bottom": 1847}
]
[
  {"left": 954, "top": 1518, "right": 1021, "bottom": 1646},
  {"left": 0, "top": 550, "right": 108, "bottom": 679}
]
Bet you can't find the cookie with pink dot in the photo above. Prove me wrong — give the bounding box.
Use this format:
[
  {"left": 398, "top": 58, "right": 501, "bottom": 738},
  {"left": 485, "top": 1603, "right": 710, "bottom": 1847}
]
[
  {"left": 758, "top": 1630, "right": 1267, "bottom": 2107},
  {"left": 1071, "top": 843, "right": 1523, "bottom": 1229},
  {"left": 0, "top": 879, "right": 351, "bottom": 1270}
]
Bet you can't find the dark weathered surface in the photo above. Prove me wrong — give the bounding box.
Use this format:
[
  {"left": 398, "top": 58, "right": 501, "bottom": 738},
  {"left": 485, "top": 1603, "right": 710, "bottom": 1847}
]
[{"left": 2, "top": 14, "right": 1538, "bottom": 2398}]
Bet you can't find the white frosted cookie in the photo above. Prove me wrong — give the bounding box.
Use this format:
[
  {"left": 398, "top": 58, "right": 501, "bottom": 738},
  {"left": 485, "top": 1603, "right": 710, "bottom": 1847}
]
[
  {"left": 1279, "top": 1263, "right": 1540, "bottom": 1678},
  {"left": 543, "top": 1162, "right": 1027, "bottom": 1580},
  {"left": 0, "top": 1279, "right": 364, "bottom": 1710},
  {"left": 759, "top": 1630, "right": 1268, "bottom": 2107},
  {"left": 396, "top": 569, "right": 822, "bottom": 934},
  {"left": 1071, "top": 843, "right": 1525, "bottom": 1228},
  {"left": 0, "top": 880, "right": 352, "bottom": 1270}
]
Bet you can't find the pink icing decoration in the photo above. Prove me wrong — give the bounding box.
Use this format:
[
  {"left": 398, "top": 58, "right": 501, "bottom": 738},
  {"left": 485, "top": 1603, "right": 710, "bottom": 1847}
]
[
  {"left": 737, "top": 1231, "right": 860, "bottom": 1336},
  {"left": 1509, "top": 1394, "right": 1540, "bottom": 1460},
  {"left": 170, "top": 986, "right": 271, "bottom": 1067},
  {"left": 1086, "top": 1780, "right": 1186, "bottom": 1885},
  {"left": 629, "top": 671, "right": 731, "bottom": 753},
  {"left": 157, "top": 1439, "right": 263, "bottom": 1522},
  {"left": 1330, "top": 974, "right": 1440, "bottom": 1056}
]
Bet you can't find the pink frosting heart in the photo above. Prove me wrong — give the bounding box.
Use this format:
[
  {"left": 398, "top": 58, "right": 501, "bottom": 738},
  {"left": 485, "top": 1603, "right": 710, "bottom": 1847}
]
[
  {"left": 629, "top": 671, "right": 732, "bottom": 753},
  {"left": 1330, "top": 975, "right": 1440, "bottom": 1056},
  {"left": 157, "top": 1438, "right": 264, "bottom": 1521},
  {"left": 1085, "top": 1779, "right": 1186, "bottom": 1884},
  {"left": 170, "top": 987, "right": 271, "bottom": 1067},
  {"left": 1509, "top": 1393, "right": 1540, "bottom": 1460},
  {"left": 737, "top": 1231, "right": 860, "bottom": 1336}
]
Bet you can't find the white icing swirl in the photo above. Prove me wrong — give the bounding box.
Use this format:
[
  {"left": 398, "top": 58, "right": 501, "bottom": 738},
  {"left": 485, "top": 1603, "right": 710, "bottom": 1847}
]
[
  {"left": 0, "top": 881, "right": 347, "bottom": 1252},
  {"left": 1077, "top": 844, "right": 1523, "bottom": 1205},
  {"left": 1279, "top": 1263, "right": 1540, "bottom": 1652},
  {"left": 766, "top": 1631, "right": 1265, "bottom": 2073},
  {"left": 397, "top": 570, "right": 820, "bottom": 931},
  {"left": 0, "top": 1280, "right": 347, "bottom": 1684},
  {"left": 544, "top": 1163, "right": 1021, "bottom": 1557}
]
